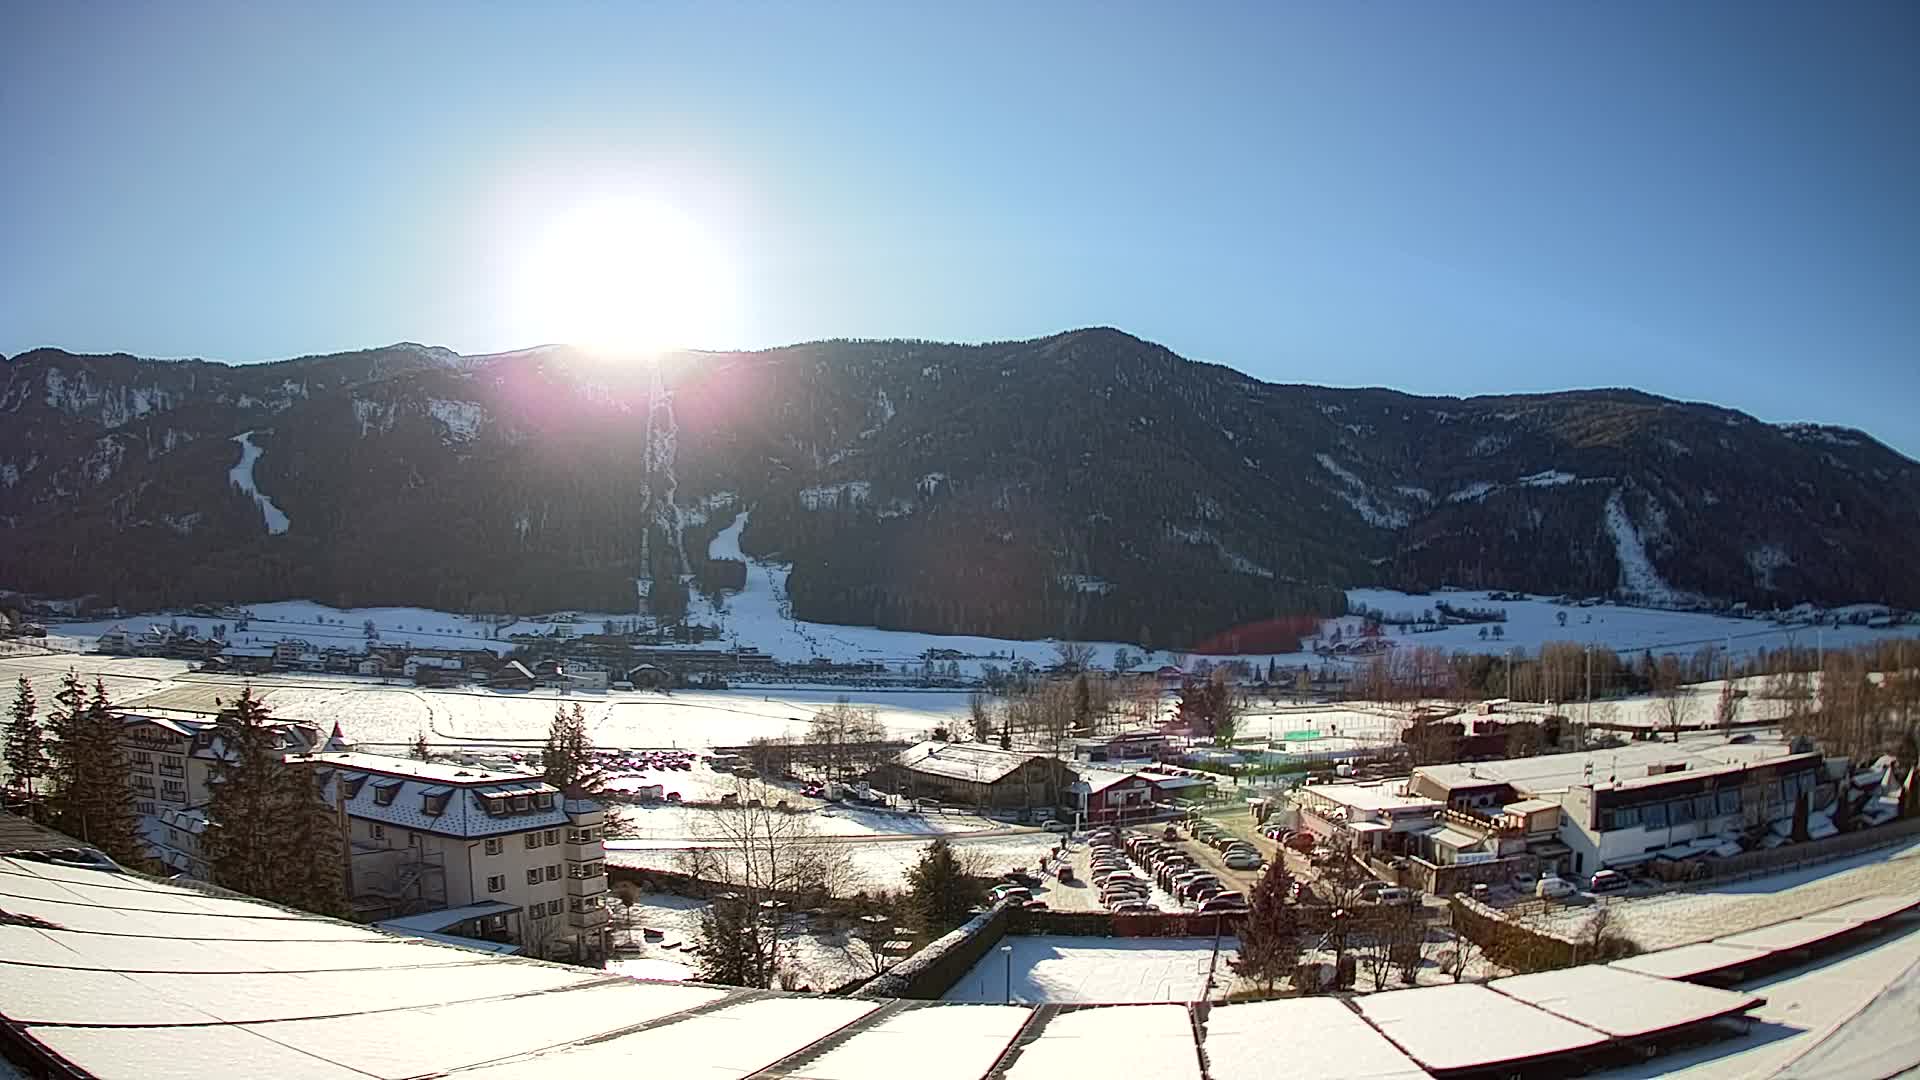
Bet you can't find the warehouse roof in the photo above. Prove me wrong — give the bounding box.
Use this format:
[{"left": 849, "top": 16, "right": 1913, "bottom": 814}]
[{"left": 894, "top": 741, "right": 1043, "bottom": 784}]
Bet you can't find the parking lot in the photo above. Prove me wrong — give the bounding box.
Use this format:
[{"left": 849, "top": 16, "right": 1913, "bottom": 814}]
[{"left": 1066, "top": 822, "right": 1264, "bottom": 915}]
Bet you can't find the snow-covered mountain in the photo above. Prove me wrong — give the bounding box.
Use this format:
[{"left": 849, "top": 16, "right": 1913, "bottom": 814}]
[{"left": 3, "top": 328, "right": 1916, "bottom": 646}]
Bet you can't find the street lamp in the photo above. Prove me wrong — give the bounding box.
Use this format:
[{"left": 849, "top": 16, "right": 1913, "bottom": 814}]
[{"left": 1001, "top": 944, "right": 1014, "bottom": 1004}]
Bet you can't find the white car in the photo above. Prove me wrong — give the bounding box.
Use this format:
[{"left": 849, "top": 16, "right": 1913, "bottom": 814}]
[{"left": 1535, "top": 876, "right": 1577, "bottom": 900}]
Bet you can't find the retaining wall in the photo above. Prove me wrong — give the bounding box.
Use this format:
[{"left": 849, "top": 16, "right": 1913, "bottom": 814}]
[{"left": 855, "top": 904, "right": 1012, "bottom": 1000}]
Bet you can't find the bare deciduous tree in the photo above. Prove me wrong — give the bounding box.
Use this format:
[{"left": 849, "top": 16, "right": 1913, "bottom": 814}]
[{"left": 680, "top": 779, "right": 863, "bottom": 987}]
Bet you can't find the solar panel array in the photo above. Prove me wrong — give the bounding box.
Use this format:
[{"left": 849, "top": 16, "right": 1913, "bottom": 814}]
[{"left": 6, "top": 856, "right": 1862, "bottom": 1080}]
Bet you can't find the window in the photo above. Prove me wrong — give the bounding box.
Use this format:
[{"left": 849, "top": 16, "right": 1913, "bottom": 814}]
[
  {"left": 545, "top": 864, "right": 560, "bottom": 881},
  {"left": 528, "top": 901, "right": 545, "bottom": 919},
  {"left": 512, "top": 796, "right": 530, "bottom": 812},
  {"left": 1718, "top": 790, "right": 1741, "bottom": 815},
  {"left": 570, "top": 896, "right": 603, "bottom": 913},
  {"left": 535, "top": 793, "right": 554, "bottom": 809},
  {"left": 1669, "top": 798, "right": 1693, "bottom": 825},
  {"left": 567, "top": 828, "right": 596, "bottom": 844},
  {"left": 487, "top": 875, "right": 505, "bottom": 893},
  {"left": 527, "top": 869, "right": 542, "bottom": 885},
  {"left": 422, "top": 791, "right": 451, "bottom": 817},
  {"left": 544, "top": 829, "right": 559, "bottom": 846},
  {"left": 373, "top": 781, "right": 401, "bottom": 806},
  {"left": 569, "top": 861, "right": 604, "bottom": 879},
  {"left": 485, "top": 838, "right": 502, "bottom": 856},
  {"left": 1607, "top": 806, "right": 1641, "bottom": 830},
  {"left": 407, "top": 832, "right": 419, "bottom": 848},
  {"left": 342, "top": 775, "right": 367, "bottom": 799},
  {"left": 1694, "top": 794, "right": 1716, "bottom": 820},
  {"left": 486, "top": 797, "right": 507, "bottom": 814},
  {"left": 1642, "top": 802, "right": 1667, "bottom": 829},
  {"left": 525, "top": 833, "right": 540, "bottom": 850},
  {"left": 136, "top": 801, "right": 156, "bottom": 815},
  {"left": 371, "top": 823, "right": 385, "bottom": 840}
]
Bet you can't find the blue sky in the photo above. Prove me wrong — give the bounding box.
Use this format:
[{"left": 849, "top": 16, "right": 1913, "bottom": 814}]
[{"left": 3, "top": 2, "right": 1916, "bottom": 456}]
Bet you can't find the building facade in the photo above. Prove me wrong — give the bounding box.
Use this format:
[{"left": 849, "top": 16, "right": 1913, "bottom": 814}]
[{"left": 296, "top": 752, "right": 611, "bottom": 963}]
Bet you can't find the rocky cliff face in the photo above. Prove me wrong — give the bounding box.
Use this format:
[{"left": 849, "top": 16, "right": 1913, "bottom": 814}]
[{"left": 3, "top": 329, "right": 1914, "bottom": 645}]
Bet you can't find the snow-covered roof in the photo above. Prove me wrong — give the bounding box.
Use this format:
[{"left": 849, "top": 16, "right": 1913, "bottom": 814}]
[
  {"left": 374, "top": 899, "right": 518, "bottom": 934},
  {"left": 1352, "top": 982, "right": 1608, "bottom": 1073},
  {"left": 1414, "top": 736, "right": 1809, "bottom": 795},
  {"left": 1208, "top": 998, "right": 1426, "bottom": 1080},
  {"left": 293, "top": 752, "right": 583, "bottom": 837},
  {"left": 894, "top": 741, "right": 1042, "bottom": 784},
  {"left": 0, "top": 850, "right": 1860, "bottom": 1080},
  {"left": 1487, "top": 965, "right": 1760, "bottom": 1039}
]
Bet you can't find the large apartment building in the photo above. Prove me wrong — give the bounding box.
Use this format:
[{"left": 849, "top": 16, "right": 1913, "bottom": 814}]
[
  {"left": 294, "top": 751, "right": 611, "bottom": 964},
  {"left": 118, "top": 712, "right": 609, "bottom": 963},
  {"left": 121, "top": 711, "right": 327, "bottom": 873}
]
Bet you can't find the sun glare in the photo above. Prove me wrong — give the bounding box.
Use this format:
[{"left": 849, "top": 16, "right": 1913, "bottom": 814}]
[{"left": 518, "top": 199, "right": 737, "bottom": 356}]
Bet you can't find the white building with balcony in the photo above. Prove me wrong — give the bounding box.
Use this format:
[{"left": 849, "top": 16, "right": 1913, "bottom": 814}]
[{"left": 293, "top": 752, "right": 610, "bottom": 963}]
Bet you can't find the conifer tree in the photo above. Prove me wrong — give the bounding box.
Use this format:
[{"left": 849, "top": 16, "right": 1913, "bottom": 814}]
[
  {"left": 202, "top": 687, "right": 347, "bottom": 914},
  {"left": 1230, "top": 865, "right": 1301, "bottom": 996},
  {"left": 904, "top": 837, "right": 985, "bottom": 933},
  {"left": 4, "top": 674, "right": 48, "bottom": 802},
  {"left": 410, "top": 732, "right": 433, "bottom": 762},
  {"left": 44, "top": 673, "right": 142, "bottom": 865},
  {"left": 541, "top": 703, "right": 606, "bottom": 795}
]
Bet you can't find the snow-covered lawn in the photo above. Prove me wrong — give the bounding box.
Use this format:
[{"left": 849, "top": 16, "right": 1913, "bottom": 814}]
[
  {"left": 602, "top": 891, "right": 887, "bottom": 991},
  {"left": 942, "top": 935, "right": 1239, "bottom": 1004},
  {"left": 1531, "top": 837, "right": 1920, "bottom": 950},
  {"left": 605, "top": 831, "right": 1060, "bottom": 893},
  {"left": 608, "top": 801, "right": 1011, "bottom": 842}
]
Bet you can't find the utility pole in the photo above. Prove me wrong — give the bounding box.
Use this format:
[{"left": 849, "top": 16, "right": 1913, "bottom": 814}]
[{"left": 1584, "top": 643, "right": 1594, "bottom": 733}]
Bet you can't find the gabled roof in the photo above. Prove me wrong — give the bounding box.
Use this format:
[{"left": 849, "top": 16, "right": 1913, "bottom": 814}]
[
  {"left": 894, "top": 741, "right": 1041, "bottom": 784},
  {"left": 293, "top": 751, "right": 587, "bottom": 838}
]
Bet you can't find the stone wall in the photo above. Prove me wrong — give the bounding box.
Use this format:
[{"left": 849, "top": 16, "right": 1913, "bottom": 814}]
[{"left": 855, "top": 903, "right": 1012, "bottom": 1000}]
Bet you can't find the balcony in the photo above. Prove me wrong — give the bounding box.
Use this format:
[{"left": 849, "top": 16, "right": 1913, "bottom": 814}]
[
  {"left": 568, "top": 905, "right": 609, "bottom": 929},
  {"left": 159, "top": 763, "right": 185, "bottom": 779},
  {"left": 566, "top": 875, "right": 608, "bottom": 898}
]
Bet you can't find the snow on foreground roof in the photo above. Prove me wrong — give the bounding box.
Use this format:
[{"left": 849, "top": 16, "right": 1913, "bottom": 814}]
[{"left": 0, "top": 848, "right": 1792, "bottom": 1080}]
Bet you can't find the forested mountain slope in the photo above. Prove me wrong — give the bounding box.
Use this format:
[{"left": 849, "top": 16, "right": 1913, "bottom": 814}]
[{"left": 3, "top": 329, "right": 1914, "bottom": 648}]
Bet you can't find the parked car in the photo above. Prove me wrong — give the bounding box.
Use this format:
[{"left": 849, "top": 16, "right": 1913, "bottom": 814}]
[
  {"left": 1197, "top": 893, "right": 1248, "bottom": 913},
  {"left": 1224, "top": 852, "right": 1264, "bottom": 870},
  {"left": 1373, "top": 887, "right": 1416, "bottom": 906},
  {"left": 1588, "top": 869, "right": 1630, "bottom": 895},
  {"left": 988, "top": 885, "right": 1033, "bottom": 904},
  {"left": 1535, "top": 876, "right": 1577, "bottom": 900}
]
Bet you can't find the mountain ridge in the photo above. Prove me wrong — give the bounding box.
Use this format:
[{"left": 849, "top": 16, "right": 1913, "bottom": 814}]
[{"left": 3, "top": 329, "right": 1915, "bottom": 645}]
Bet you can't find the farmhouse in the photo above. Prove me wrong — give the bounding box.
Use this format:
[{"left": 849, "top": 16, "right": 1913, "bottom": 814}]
[{"left": 886, "top": 741, "right": 1073, "bottom": 813}]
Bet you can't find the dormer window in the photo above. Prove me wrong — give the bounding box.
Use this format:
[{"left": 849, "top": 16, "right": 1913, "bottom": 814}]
[
  {"left": 373, "top": 780, "right": 402, "bottom": 806},
  {"left": 421, "top": 789, "right": 451, "bottom": 817},
  {"left": 486, "top": 797, "right": 507, "bottom": 814},
  {"left": 512, "top": 796, "right": 530, "bottom": 812},
  {"left": 535, "top": 793, "right": 554, "bottom": 809},
  {"left": 342, "top": 774, "right": 368, "bottom": 799}
]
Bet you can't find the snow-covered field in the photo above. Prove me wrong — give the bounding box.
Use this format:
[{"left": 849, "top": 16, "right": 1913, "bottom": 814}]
[
  {"left": 941, "top": 935, "right": 1239, "bottom": 1004},
  {"left": 1340, "top": 589, "right": 1915, "bottom": 666},
  {"left": 26, "top": 517, "right": 1916, "bottom": 675},
  {"left": 605, "top": 831, "right": 1061, "bottom": 893},
  {"left": 610, "top": 801, "right": 1010, "bottom": 842}
]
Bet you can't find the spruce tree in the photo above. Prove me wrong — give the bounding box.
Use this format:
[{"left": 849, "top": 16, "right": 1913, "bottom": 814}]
[
  {"left": 44, "top": 674, "right": 143, "bottom": 865},
  {"left": 410, "top": 732, "right": 433, "bottom": 762},
  {"left": 904, "top": 837, "right": 985, "bottom": 933},
  {"left": 202, "top": 686, "right": 346, "bottom": 914},
  {"left": 4, "top": 674, "right": 48, "bottom": 802},
  {"left": 541, "top": 703, "right": 606, "bottom": 795},
  {"left": 1230, "top": 864, "right": 1301, "bottom": 996},
  {"left": 278, "top": 763, "right": 350, "bottom": 918}
]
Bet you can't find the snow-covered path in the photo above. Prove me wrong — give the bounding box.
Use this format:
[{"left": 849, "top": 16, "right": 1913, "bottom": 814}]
[{"left": 228, "top": 431, "right": 290, "bottom": 534}]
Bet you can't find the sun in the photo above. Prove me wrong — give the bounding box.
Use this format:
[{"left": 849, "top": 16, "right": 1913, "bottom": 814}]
[{"left": 517, "top": 199, "right": 737, "bottom": 356}]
